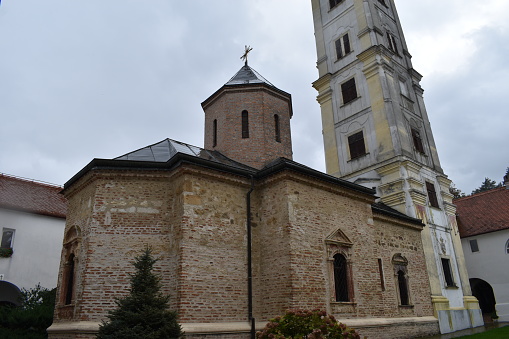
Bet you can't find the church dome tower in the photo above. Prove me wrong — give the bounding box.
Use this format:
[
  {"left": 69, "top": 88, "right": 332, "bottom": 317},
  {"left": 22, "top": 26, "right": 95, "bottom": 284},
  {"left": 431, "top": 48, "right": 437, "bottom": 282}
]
[{"left": 201, "top": 62, "right": 293, "bottom": 169}]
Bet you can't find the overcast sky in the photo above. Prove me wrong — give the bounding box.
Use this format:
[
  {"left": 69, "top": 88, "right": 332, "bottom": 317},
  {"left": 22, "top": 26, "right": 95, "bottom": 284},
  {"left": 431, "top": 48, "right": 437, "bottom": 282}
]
[{"left": 1, "top": 1, "right": 508, "bottom": 195}]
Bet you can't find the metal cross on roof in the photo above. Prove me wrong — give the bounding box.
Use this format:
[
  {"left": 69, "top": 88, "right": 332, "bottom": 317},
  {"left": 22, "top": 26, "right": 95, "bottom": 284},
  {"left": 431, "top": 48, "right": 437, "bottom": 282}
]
[{"left": 240, "top": 45, "right": 253, "bottom": 66}]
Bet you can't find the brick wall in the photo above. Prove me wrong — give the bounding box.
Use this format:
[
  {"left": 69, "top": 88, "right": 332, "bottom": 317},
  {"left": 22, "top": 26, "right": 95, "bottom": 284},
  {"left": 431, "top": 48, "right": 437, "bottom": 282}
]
[
  {"left": 203, "top": 85, "right": 293, "bottom": 169},
  {"left": 50, "top": 164, "right": 437, "bottom": 338}
]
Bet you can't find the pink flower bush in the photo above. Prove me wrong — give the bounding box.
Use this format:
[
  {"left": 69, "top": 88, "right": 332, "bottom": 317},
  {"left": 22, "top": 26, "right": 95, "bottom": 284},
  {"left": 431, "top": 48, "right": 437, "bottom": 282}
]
[{"left": 257, "top": 309, "right": 363, "bottom": 339}]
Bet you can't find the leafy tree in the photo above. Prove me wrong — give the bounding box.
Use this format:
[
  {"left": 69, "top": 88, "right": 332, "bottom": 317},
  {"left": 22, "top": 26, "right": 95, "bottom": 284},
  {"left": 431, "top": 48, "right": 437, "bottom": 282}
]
[
  {"left": 449, "top": 183, "right": 465, "bottom": 199},
  {"left": 97, "top": 247, "right": 183, "bottom": 339},
  {"left": 471, "top": 177, "right": 501, "bottom": 195},
  {"left": 0, "top": 284, "right": 56, "bottom": 339}
]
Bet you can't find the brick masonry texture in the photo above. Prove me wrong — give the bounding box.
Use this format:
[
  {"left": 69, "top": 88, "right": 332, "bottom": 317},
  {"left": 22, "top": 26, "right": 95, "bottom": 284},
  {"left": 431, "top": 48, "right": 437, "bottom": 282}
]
[
  {"left": 50, "top": 164, "right": 437, "bottom": 338},
  {"left": 203, "top": 85, "right": 293, "bottom": 169}
]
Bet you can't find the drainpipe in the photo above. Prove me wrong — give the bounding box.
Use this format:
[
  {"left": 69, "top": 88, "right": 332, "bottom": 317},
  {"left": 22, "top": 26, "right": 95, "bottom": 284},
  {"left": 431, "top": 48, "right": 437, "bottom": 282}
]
[{"left": 246, "top": 175, "right": 255, "bottom": 338}]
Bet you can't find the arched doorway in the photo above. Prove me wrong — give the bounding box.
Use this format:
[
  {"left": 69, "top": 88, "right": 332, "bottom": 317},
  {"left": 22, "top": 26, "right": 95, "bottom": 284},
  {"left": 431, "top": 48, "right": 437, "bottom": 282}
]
[
  {"left": 0, "top": 281, "right": 22, "bottom": 307},
  {"left": 470, "top": 278, "right": 497, "bottom": 322}
]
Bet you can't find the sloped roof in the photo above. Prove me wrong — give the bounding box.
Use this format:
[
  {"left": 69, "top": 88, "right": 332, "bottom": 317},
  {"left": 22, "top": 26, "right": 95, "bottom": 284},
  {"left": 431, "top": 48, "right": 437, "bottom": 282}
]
[
  {"left": 115, "top": 138, "right": 254, "bottom": 171},
  {"left": 0, "top": 174, "right": 67, "bottom": 218},
  {"left": 225, "top": 64, "right": 275, "bottom": 87},
  {"left": 455, "top": 186, "right": 509, "bottom": 237}
]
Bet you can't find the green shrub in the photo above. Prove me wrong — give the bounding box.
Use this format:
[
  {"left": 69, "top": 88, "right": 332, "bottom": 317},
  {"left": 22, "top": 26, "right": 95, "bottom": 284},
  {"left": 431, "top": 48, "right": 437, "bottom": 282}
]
[
  {"left": 0, "top": 284, "right": 56, "bottom": 339},
  {"left": 257, "top": 309, "right": 363, "bottom": 339}
]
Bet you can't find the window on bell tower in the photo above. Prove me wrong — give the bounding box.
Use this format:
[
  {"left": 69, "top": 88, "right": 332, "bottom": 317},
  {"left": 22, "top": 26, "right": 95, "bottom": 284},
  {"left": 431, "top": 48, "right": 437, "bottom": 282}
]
[
  {"left": 348, "top": 131, "right": 366, "bottom": 160},
  {"left": 242, "top": 110, "right": 249, "bottom": 138},
  {"left": 213, "top": 119, "right": 217, "bottom": 147},
  {"left": 341, "top": 78, "right": 358, "bottom": 104},
  {"left": 387, "top": 33, "right": 399, "bottom": 55},
  {"left": 411, "top": 128, "right": 425, "bottom": 154},
  {"left": 335, "top": 33, "right": 351, "bottom": 60},
  {"left": 329, "top": 0, "right": 344, "bottom": 10},
  {"left": 274, "top": 114, "right": 281, "bottom": 142},
  {"left": 426, "top": 181, "right": 440, "bottom": 208}
]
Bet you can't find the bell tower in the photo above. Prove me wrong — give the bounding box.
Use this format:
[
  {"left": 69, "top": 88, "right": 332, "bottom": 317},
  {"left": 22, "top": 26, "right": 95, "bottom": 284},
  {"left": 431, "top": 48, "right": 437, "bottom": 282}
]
[
  {"left": 202, "top": 60, "right": 293, "bottom": 169},
  {"left": 311, "top": 0, "right": 483, "bottom": 333}
]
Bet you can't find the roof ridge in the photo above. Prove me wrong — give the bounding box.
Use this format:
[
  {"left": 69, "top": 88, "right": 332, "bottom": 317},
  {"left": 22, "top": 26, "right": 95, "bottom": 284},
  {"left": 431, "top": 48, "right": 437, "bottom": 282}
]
[
  {"left": 455, "top": 186, "right": 506, "bottom": 201},
  {"left": 0, "top": 172, "right": 62, "bottom": 189}
]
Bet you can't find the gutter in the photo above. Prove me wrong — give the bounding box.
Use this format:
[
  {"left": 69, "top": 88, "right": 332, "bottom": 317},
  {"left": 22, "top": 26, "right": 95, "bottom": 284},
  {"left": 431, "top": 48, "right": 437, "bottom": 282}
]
[{"left": 246, "top": 175, "right": 255, "bottom": 339}]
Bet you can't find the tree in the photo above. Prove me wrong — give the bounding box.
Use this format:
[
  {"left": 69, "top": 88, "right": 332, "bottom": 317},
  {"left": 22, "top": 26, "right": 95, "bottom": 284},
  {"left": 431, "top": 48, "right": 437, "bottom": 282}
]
[
  {"left": 0, "top": 284, "right": 56, "bottom": 339},
  {"left": 449, "top": 183, "right": 465, "bottom": 199},
  {"left": 471, "top": 177, "right": 501, "bottom": 195},
  {"left": 97, "top": 248, "right": 184, "bottom": 339}
]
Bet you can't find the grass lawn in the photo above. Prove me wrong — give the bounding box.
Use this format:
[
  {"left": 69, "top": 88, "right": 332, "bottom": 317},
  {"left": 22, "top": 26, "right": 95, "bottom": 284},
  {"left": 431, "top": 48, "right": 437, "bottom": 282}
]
[{"left": 457, "top": 325, "right": 509, "bottom": 338}]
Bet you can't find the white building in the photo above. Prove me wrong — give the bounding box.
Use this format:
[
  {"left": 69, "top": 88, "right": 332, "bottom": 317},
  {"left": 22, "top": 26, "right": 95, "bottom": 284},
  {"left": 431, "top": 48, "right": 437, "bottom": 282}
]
[
  {"left": 0, "top": 173, "right": 67, "bottom": 305},
  {"left": 456, "top": 175, "right": 509, "bottom": 323}
]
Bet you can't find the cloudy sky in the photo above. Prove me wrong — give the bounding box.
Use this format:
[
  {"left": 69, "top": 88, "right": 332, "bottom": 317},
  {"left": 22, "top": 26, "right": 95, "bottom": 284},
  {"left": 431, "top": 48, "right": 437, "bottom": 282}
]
[{"left": 0, "top": 0, "right": 508, "bottom": 195}]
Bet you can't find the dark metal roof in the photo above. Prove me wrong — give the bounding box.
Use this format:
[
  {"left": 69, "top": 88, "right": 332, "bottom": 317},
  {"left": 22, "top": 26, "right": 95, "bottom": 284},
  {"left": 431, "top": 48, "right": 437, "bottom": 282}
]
[
  {"left": 225, "top": 65, "right": 275, "bottom": 87},
  {"left": 114, "top": 138, "right": 255, "bottom": 171},
  {"left": 372, "top": 202, "right": 424, "bottom": 226}
]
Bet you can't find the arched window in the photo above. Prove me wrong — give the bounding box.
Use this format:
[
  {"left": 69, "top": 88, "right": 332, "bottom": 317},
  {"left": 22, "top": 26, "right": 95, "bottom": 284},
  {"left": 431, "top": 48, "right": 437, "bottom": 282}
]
[
  {"left": 333, "top": 253, "right": 349, "bottom": 302},
  {"left": 506, "top": 239, "right": 509, "bottom": 254},
  {"left": 213, "top": 119, "right": 217, "bottom": 147},
  {"left": 392, "top": 253, "right": 411, "bottom": 306},
  {"left": 64, "top": 253, "right": 75, "bottom": 305},
  {"left": 397, "top": 270, "right": 409, "bottom": 305},
  {"left": 274, "top": 114, "right": 281, "bottom": 142},
  {"left": 242, "top": 110, "right": 249, "bottom": 138}
]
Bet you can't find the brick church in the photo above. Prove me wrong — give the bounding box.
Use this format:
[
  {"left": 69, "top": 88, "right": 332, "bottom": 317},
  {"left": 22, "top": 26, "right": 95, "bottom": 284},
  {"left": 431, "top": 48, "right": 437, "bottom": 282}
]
[{"left": 48, "top": 60, "right": 442, "bottom": 338}]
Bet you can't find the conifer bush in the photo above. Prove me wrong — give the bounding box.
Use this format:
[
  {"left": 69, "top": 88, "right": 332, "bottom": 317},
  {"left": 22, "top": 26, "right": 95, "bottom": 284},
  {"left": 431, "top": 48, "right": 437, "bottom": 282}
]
[
  {"left": 257, "top": 309, "right": 363, "bottom": 339},
  {"left": 97, "top": 247, "right": 184, "bottom": 339}
]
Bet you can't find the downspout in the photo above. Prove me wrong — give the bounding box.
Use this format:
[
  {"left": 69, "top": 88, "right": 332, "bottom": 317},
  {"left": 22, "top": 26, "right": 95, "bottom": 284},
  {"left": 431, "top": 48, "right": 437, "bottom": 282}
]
[{"left": 246, "top": 175, "right": 255, "bottom": 338}]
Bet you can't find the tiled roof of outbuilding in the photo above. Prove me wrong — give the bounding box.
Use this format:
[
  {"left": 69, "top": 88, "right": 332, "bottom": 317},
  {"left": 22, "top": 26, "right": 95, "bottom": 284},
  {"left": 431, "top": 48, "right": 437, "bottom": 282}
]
[
  {"left": 0, "top": 174, "right": 67, "bottom": 218},
  {"left": 455, "top": 186, "right": 509, "bottom": 238}
]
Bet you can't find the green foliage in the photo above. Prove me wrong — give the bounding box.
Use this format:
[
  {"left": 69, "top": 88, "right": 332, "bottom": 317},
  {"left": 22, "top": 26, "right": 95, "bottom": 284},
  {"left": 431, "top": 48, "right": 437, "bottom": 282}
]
[
  {"left": 0, "top": 284, "right": 56, "bottom": 339},
  {"left": 97, "top": 247, "right": 184, "bottom": 339},
  {"left": 257, "top": 309, "right": 363, "bottom": 339},
  {"left": 449, "top": 183, "right": 465, "bottom": 199},
  {"left": 471, "top": 177, "right": 502, "bottom": 195}
]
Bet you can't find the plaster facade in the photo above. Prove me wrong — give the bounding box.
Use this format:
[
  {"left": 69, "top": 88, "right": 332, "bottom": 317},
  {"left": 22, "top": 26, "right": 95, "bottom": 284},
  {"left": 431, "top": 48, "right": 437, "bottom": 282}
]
[
  {"left": 461, "top": 229, "right": 509, "bottom": 322},
  {"left": 310, "top": 0, "right": 482, "bottom": 333}
]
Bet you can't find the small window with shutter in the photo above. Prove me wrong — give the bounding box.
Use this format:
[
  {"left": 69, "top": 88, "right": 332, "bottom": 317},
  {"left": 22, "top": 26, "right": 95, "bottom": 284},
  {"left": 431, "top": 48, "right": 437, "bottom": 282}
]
[
  {"left": 348, "top": 131, "right": 366, "bottom": 160},
  {"left": 341, "top": 78, "right": 358, "bottom": 105},
  {"left": 335, "top": 33, "right": 351, "bottom": 60},
  {"left": 426, "top": 181, "right": 440, "bottom": 208}
]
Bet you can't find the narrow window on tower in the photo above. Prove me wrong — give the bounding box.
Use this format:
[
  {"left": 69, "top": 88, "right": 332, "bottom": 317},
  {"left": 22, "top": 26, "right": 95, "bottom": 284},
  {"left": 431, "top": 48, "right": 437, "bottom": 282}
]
[
  {"left": 387, "top": 33, "right": 399, "bottom": 55},
  {"left": 378, "top": 0, "right": 387, "bottom": 6},
  {"left": 397, "top": 270, "right": 410, "bottom": 305},
  {"left": 392, "top": 254, "right": 411, "bottom": 306},
  {"left": 242, "top": 110, "right": 249, "bottom": 138},
  {"left": 411, "top": 128, "right": 425, "bottom": 154},
  {"left": 378, "top": 258, "right": 386, "bottom": 291},
  {"left": 335, "top": 33, "right": 351, "bottom": 60},
  {"left": 329, "top": 0, "right": 343, "bottom": 10},
  {"left": 274, "top": 114, "right": 281, "bottom": 142},
  {"left": 441, "top": 258, "right": 456, "bottom": 287},
  {"left": 341, "top": 78, "right": 358, "bottom": 104},
  {"left": 348, "top": 131, "right": 366, "bottom": 160},
  {"left": 64, "top": 253, "right": 76, "bottom": 305},
  {"left": 213, "top": 119, "right": 217, "bottom": 147},
  {"left": 333, "top": 253, "right": 349, "bottom": 302},
  {"left": 426, "top": 181, "right": 440, "bottom": 208}
]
